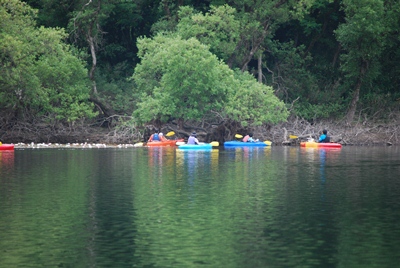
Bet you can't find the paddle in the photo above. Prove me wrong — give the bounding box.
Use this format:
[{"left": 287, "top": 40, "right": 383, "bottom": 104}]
[
  {"left": 289, "top": 135, "right": 298, "bottom": 139},
  {"left": 166, "top": 131, "right": 175, "bottom": 137}
]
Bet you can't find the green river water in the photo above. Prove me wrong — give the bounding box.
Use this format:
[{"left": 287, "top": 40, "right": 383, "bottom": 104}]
[{"left": 0, "top": 146, "right": 399, "bottom": 267}]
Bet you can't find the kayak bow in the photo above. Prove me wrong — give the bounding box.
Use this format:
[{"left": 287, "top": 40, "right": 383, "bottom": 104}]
[
  {"left": 0, "top": 144, "right": 14, "bottom": 151},
  {"left": 224, "top": 141, "right": 268, "bottom": 147},
  {"left": 178, "top": 143, "right": 213, "bottom": 150},
  {"left": 146, "top": 139, "right": 184, "bottom": 147},
  {"left": 300, "top": 141, "right": 342, "bottom": 148}
]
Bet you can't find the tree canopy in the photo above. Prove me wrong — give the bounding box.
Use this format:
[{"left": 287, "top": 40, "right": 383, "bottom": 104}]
[
  {"left": 132, "top": 34, "right": 288, "bottom": 128},
  {"left": 2, "top": 0, "right": 400, "bottom": 141},
  {"left": 0, "top": 0, "right": 96, "bottom": 123}
]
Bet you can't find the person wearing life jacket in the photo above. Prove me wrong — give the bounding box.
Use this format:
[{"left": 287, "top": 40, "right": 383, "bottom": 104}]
[
  {"left": 187, "top": 132, "right": 199, "bottom": 145},
  {"left": 243, "top": 133, "right": 258, "bottom": 142},
  {"left": 318, "top": 129, "right": 330, "bottom": 143},
  {"left": 148, "top": 130, "right": 161, "bottom": 142}
]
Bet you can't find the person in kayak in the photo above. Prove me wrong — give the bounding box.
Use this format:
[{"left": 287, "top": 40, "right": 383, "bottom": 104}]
[
  {"left": 243, "top": 133, "right": 259, "bottom": 142},
  {"left": 148, "top": 130, "right": 161, "bottom": 142},
  {"left": 159, "top": 133, "right": 168, "bottom": 141},
  {"left": 187, "top": 132, "right": 199, "bottom": 145},
  {"left": 318, "top": 129, "right": 330, "bottom": 143}
]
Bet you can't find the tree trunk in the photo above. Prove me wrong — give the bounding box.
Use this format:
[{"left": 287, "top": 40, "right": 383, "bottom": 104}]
[
  {"left": 84, "top": 0, "right": 116, "bottom": 119},
  {"left": 162, "top": 0, "right": 171, "bottom": 19},
  {"left": 227, "top": 37, "right": 244, "bottom": 68},
  {"left": 87, "top": 34, "right": 98, "bottom": 95},
  {"left": 345, "top": 79, "right": 361, "bottom": 123},
  {"left": 240, "top": 24, "right": 268, "bottom": 72},
  {"left": 346, "top": 60, "right": 368, "bottom": 123},
  {"left": 258, "top": 53, "right": 262, "bottom": 83},
  {"left": 332, "top": 43, "right": 341, "bottom": 68}
]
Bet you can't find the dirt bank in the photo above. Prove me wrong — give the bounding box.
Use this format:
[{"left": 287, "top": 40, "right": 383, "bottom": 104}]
[
  {"left": 265, "top": 118, "right": 400, "bottom": 146},
  {"left": 2, "top": 117, "right": 399, "bottom": 146}
]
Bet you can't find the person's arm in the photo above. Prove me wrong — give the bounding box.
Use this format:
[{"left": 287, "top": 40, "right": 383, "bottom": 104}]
[{"left": 148, "top": 134, "right": 153, "bottom": 142}]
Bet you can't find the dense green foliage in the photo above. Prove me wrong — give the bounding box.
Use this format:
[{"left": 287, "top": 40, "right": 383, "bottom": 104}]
[
  {"left": 132, "top": 34, "right": 288, "bottom": 127},
  {"left": 224, "top": 71, "right": 289, "bottom": 127},
  {"left": 133, "top": 35, "right": 233, "bottom": 124},
  {"left": 176, "top": 5, "right": 240, "bottom": 62},
  {"left": 0, "top": 0, "right": 96, "bottom": 124},
  {"left": 335, "top": 0, "right": 386, "bottom": 122},
  {"left": 2, "top": 0, "right": 400, "bottom": 132}
]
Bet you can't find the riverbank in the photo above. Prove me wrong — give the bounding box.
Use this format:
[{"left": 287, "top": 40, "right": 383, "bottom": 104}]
[
  {"left": 266, "top": 117, "right": 400, "bottom": 146},
  {"left": 2, "top": 117, "right": 400, "bottom": 146}
]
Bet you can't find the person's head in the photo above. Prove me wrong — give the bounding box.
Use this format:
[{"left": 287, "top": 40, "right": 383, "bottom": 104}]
[
  {"left": 191, "top": 132, "right": 197, "bottom": 137},
  {"left": 159, "top": 133, "right": 163, "bottom": 136},
  {"left": 323, "top": 129, "right": 327, "bottom": 135},
  {"left": 249, "top": 133, "right": 253, "bottom": 137}
]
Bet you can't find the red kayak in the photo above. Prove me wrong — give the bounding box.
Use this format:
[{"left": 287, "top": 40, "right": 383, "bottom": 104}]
[
  {"left": 0, "top": 144, "right": 15, "bottom": 150},
  {"left": 147, "top": 139, "right": 184, "bottom": 147},
  {"left": 300, "top": 141, "right": 342, "bottom": 148}
]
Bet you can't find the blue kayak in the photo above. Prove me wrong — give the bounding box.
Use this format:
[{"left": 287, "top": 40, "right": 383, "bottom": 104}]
[
  {"left": 178, "top": 143, "right": 213, "bottom": 150},
  {"left": 224, "top": 141, "right": 268, "bottom": 147}
]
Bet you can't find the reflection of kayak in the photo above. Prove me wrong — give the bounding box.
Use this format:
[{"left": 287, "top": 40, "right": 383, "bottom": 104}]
[
  {"left": 178, "top": 143, "right": 213, "bottom": 150},
  {"left": 147, "top": 139, "right": 184, "bottom": 147},
  {"left": 0, "top": 144, "right": 14, "bottom": 150},
  {"left": 300, "top": 141, "right": 342, "bottom": 148},
  {"left": 224, "top": 141, "right": 267, "bottom": 147}
]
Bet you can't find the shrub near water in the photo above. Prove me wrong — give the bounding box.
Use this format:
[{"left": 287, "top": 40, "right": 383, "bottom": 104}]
[{"left": 132, "top": 34, "right": 288, "bottom": 128}]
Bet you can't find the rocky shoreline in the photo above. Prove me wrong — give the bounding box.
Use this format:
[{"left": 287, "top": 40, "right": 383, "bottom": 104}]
[{"left": 12, "top": 142, "right": 137, "bottom": 149}]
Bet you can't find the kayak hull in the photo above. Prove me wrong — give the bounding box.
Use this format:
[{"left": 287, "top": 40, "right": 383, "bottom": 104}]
[
  {"left": 178, "top": 144, "right": 212, "bottom": 150},
  {"left": 147, "top": 139, "right": 184, "bottom": 147},
  {"left": 300, "top": 141, "right": 342, "bottom": 148},
  {"left": 0, "top": 144, "right": 14, "bottom": 150},
  {"left": 224, "top": 141, "right": 267, "bottom": 147}
]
